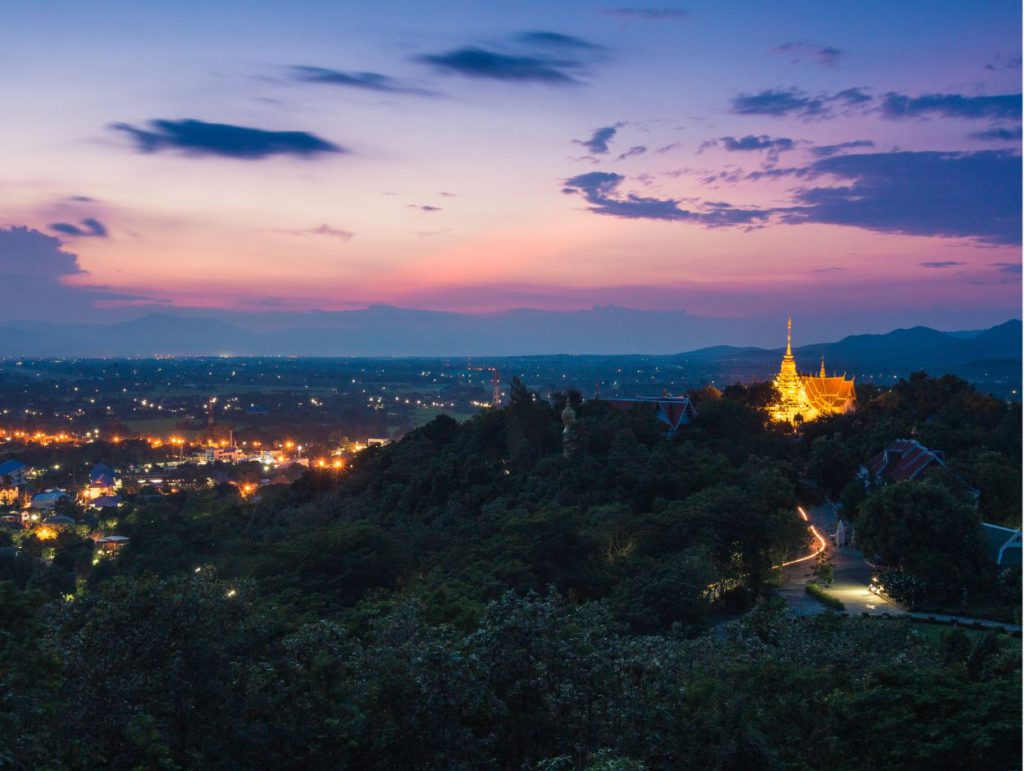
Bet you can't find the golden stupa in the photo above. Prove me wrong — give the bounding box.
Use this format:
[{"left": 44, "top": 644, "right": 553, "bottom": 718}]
[{"left": 770, "top": 318, "right": 856, "bottom": 424}]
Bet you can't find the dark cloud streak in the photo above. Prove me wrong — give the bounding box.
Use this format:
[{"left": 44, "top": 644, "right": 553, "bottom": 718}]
[
  {"left": 990, "top": 262, "right": 1022, "bottom": 274},
  {"left": 617, "top": 145, "right": 647, "bottom": 160},
  {"left": 785, "top": 150, "right": 1022, "bottom": 245},
  {"left": 575, "top": 123, "right": 622, "bottom": 154},
  {"left": 418, "top": 47, "right": 580, "bottom": 83},
  {"left": 881, "top": 91, "right": 1021, "bottom": 121},
  {"left": 49, "top": 218, "right": 108, "bottom": 238},
  {"left": 730, "top": 87, "right": 870, "bottom": 119},
  {"left": 275, "top": 224, "right": 354, "bottom": 240},
  {"left": 969, "top": 126, "right": 1021, "bottom": 141},
  {"left": 288, "top": 66, "right": 431, "bottom": 95},
  {"left": 810, "top": 140, "right": 875, "bottom": 157},
  {"left": 703, "top": 134, "right": 796, "bottom": 161},
  {"left": 516, "top": 31, "right": 604, "bottom": 51},
  {"left": 562, "top": 171, "right": 768, "bottom": 226},
  {"left": 565, "top": 150, "right": 1021, "bottom": 245},
  {"left": 111, "top": 119, "right": 344, "bottom": 159},
  {"left": 772, "top": 41, "right": 843, "bottom": 65}
]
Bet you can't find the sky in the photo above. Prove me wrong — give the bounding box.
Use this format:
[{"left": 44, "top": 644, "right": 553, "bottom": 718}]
[{"left": 0, "top": 0, "right": 1021, "bottom": 348}]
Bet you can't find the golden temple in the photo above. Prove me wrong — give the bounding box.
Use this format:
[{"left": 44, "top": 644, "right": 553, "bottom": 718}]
[{"left": 770, "top": 318, "right": 856, "bottom": 425}]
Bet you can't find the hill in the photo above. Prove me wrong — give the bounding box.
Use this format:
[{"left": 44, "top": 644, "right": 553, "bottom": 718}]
[{"left": 1, "top": 373, "right": 1020, "bottom": 769}]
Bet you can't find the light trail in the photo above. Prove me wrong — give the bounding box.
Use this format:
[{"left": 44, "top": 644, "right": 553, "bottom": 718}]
[{"left": 776, "top": 506, "right": 829, "bottom": 568}]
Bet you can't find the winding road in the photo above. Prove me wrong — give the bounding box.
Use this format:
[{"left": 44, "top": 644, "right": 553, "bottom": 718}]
[
  {"left": 776, "top": 504, "right": 904, "bottom": 617},
  {"left": 776, "top": 505, "right": 1022, "bottom": 632}
]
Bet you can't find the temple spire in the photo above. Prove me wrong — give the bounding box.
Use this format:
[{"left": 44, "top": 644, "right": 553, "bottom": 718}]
[
  {"left": 786, "top": 317, "right": 792, "bottom": 356},
  {"left": 819, "top": 354, "right": 826, "bottom": 378}
]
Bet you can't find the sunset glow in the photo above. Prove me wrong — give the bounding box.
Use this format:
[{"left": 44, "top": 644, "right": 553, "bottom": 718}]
[{"left": 1, "top": 1, "right": 1020, "bottom": 349}]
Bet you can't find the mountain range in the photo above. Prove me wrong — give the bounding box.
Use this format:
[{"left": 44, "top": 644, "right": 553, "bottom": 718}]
[
  {"left": 0, "top": 311, "right": 1018, "bottom": 394},
  {"left": 681, "top": 319, "right": 1021, "bottom": 371}
]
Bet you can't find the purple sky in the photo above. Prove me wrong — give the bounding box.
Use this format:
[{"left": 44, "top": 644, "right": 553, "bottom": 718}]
[{"left": 0, "top": 0, "right": 1020, "bottom": 349}]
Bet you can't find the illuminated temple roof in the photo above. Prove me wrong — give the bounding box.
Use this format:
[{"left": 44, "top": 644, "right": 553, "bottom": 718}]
[
  {"left": 770, "top": 319, "right": 856, "bottom": 425},
  {"left": 802, "top": 374, "right": 857, "bottom": 413}
]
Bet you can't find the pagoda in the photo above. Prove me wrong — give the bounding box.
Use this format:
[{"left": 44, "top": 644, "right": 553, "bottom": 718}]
[{"left": 770, "top": 318, "right": 856, "bottom": 425}]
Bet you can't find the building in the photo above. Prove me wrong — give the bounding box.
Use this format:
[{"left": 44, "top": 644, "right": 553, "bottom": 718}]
[
  {"left": 96, "top": 535, "right": 130, "bottom": 553},
  {"left": 84, "top": 463, "right": 121, "bottom": 500},
  {"left": 770, "top": 319, "right": 856, "bottom": 424},
  {"left": 31, "top": 490, "right": 69, "bottom": 512},
  {"left": 863, "top": 439, "right": 945, "bottom": 483},
  {"left": 605, "top": 395, "right": 698, "bottom": 436},
  {"left": 0, "top": 484, "right": 21, "bottom": 507},
  {"left": 981, "top": 524, "right": 1022, "bottom": 567},
  {"left": 41, "top": 514, "right": 76, "bottom": 527},
  {"left": 89, "top": 495, "right": 123, "bottom": 511},
  {"left": 0, "top": 459, "right": 32, "bottom": 487},
  {"left": 205, "top": 446, "right": 247, "bottom": 463}
]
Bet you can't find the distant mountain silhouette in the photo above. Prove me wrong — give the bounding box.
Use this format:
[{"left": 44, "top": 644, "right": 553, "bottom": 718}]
[
  {"left": 677, "top": 319, "right": 1021, "bottom": 389},
  {"left": 0, "top": 306, "right": 755, "bottom": 357},
  {"left": 0, "top": 311, "right": 1018, "bottom": 392}
]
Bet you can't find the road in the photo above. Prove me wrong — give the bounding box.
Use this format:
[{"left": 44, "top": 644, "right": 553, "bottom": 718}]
[
  {"left": 776, "top": 505, "right": 1024, "bottom": 632},
  {"left": 776, "top": 504, "right": 904, "bottom": 617}
]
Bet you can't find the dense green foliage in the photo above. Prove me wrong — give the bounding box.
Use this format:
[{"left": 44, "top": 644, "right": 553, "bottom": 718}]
[
  {"left": 804, "top": 372, "right": 1021, "bottom": 526},
  {"left": 857, "top": 481, "right": 987, "bottom": 599},
  {"left": 3, "top": 584, "right": 1020, "bottom": 770},
  {"left": 0, "top": 373, "right": 1020, "bottom": 769}
]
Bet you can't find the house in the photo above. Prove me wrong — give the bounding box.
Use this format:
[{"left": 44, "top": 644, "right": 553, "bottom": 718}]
[
  {"left": 205, "top": 446, "right": 246, "bottom": 463},
  {"left": 42, "top": 514, "right": 76, "bottom": 526},
  {"left": 981, "top": 523, "right": 1022, "bottom": 567},
  {"left": 31, "top": 490, "right": 69, "bottom": 511},
  {"left": 863, "top": 439, "right": 946, "bottom": 483},
  {"left": 0, "top": 484, "right": 21, "bottom": 507},
  {"left": 96, "top": 535, "right": 130, "bottom": 553},
  {"left": 0, "top": 459, "right": 32, "bottom": 487},
  {"left": 84, "top": 463, "right": 121, "bottom": 500},
  {"left": 604, "top": 395, "right": 698, "bottom": 436}
]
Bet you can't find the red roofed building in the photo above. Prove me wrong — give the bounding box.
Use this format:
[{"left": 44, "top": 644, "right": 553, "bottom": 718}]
[
  {"left": 863, "top": 439, "right": 946, "bottom": 483},
  {"left": 605, "top": 395, "right": 697, "bottom": 436}
]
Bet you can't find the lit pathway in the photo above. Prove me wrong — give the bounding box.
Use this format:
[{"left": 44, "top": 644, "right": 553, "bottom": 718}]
[
  {"left": 766, "top": 504, "right": 1022, "bottom": 632},
  {"left": 776, "top": 504, "right": 904, "bottom": 617}
]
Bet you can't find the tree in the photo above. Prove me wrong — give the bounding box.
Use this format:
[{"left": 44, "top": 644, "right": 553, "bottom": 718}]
[
  {"left": 50, "top": 574, "right": 320, "bottom": 769},
  {"left": 838, "top": 478, "right": 868, "bottom": 518},
  {"left": 0, "top": 583, "right": 56, "bottom": 768},
  {"left": 807, "top": 434, "right": 858, "bottom": 499},
  {"left": 857, "top": 481, "right": 987, "bottom": 599}
]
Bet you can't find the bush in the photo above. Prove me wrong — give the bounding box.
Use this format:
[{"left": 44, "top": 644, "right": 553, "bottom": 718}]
[
  {"left": 805, "top": 582, "right": 845, "bottom": 610},
  {"left": 876, "top": 571, "right": 927, "bottom": 608}
]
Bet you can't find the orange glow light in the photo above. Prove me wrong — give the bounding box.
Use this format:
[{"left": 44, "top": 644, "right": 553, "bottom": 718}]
[{"left": 776, "top": 506, "right": 829, "bottom": 568}]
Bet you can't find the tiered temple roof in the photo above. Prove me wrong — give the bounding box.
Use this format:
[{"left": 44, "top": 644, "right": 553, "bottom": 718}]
[{"left": 771, "top": 319, "right": 856, "bottom": 424}]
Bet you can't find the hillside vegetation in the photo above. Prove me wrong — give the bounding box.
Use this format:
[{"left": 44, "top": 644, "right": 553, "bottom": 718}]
[{"left": 1, "top": 373, "right": 1020, "bottom": 769}]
